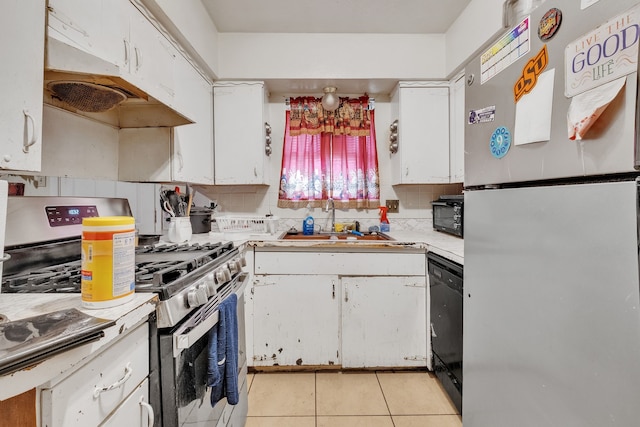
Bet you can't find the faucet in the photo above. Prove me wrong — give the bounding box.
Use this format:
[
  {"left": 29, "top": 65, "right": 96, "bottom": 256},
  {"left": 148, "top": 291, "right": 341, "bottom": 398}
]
[{"left": 326, "top": 197, "right": 336, "bottom": 232}]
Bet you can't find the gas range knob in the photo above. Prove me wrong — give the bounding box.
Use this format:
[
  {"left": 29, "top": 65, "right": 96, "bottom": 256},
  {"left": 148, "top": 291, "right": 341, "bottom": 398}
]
[
  {"left": 228, "top": 260, "right": 240, "bottom": 275},
  {"left": 238, "top": 255, "right": 247, "bottom": 267},
  {"left": 204, "top": 273, "right": 216, "bottom": 296},
  {"left": 215, "top": 266, "right": 232, "bottom": 284},
  {"left": 187, "top": 287, "right": 208, "bottom": 308}
]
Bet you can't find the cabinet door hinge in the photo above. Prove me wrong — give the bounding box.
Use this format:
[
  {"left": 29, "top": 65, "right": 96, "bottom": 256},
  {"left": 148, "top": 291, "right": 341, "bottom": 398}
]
[{"left": 403, "top": 355, "right": 428, "bottom": 361}]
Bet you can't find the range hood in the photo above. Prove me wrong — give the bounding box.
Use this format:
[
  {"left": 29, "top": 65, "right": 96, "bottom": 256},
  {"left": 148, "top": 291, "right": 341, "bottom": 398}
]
[{"left": 44, "top": 37, "right": 194, "bottom": 128}]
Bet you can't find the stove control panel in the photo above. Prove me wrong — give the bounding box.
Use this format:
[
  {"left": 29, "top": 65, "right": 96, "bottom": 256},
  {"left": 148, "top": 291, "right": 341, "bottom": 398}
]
[{"left": 45, "top": 205, "right": 99, "bottom": 227}]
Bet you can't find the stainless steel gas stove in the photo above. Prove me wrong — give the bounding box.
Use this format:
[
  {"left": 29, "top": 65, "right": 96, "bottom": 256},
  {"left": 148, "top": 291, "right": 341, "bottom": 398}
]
[{"left": 1, "top": 196, "right": 249, "bottom": 427}]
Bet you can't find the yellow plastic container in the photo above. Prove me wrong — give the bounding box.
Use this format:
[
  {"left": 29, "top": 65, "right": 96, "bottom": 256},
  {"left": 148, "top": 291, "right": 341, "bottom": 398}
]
[{"left": 81, "top": 216, "right": 136, "bottom": 309}]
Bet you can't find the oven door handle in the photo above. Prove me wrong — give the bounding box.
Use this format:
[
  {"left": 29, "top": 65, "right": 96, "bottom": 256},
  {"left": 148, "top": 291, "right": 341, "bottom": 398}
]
[
  {"left": 174, "top": 310, "right": 220, "bottom": 358},
  {"left": 172, "top": 273, "right": 249, "bottom": 358}
]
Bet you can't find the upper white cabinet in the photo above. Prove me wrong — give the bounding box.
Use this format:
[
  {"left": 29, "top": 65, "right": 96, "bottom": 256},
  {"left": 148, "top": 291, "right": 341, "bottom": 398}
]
[
  {"left": 47, "top": 0, "right": 179, "bottom": 112},
  {"left": 389, "top": 82, "right": 450, "bottom": 184},
  {"left": 449, "top": 73, "right": 465, "bottom": 184},
  {"left": 171, "top": 63, "right": 214, "bottom": 184},
  {"left": 214, "top": 82, "right": 270, "bottom": 185},
  {"left": 0, "top": 0, "right": 45, "bottom": 172},
  {"left": 124, "top": 4, "right": 177, "bottom": 108}
]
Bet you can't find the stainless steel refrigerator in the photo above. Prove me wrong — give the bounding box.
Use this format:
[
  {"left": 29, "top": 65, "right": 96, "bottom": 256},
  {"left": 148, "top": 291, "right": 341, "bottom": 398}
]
[{"left": 464, "top": 0, "right": 640, "bottom": 426}]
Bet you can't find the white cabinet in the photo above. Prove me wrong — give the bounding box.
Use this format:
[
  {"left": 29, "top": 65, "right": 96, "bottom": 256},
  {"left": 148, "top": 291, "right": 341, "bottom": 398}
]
[
  {"left": 342, "top": 276, "right": 427, "bottom": 368},
  {"left": 118, "top": 64, "right": 214, "bottom": 184},
  {"left": 214, "top": 81, "right": 270, "bottom": 185},
  {"left": 0, "top": 0, "right": 45, "bottom": 172},
  {"left": 125, "top": 3, "right": 177, "bottom": 108},
  {"left": 251, "top": 249, "right": 427, "bottom": 369},
  {"left": 47, "top": 0, "right": 126, "bottom": 69},
  {"left": 40, "top": 322, "right": 149, "bottom": 427},
  {"left": 389, "top": 82, "right": 450, "bottom": 184},
  {"left": 449, "top": 73, "right": 465, "bottom": 184},
  {"left": 47, "top": 0, "right": 179, "bottom": 111},
  {"left": 99, "top": 378, "right": 154, "bottom": 427},
  {"left": 252, "top": 274, "right": 340, "bottom": 367},
  {"left": 171, "top": 64, "right": 214, "bottom": 184}
]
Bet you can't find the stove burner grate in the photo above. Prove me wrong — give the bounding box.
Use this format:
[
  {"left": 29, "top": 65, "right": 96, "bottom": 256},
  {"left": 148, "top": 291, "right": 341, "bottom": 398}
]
[{"left": 1, "top": 241, "right": 236, "bottom": 298}]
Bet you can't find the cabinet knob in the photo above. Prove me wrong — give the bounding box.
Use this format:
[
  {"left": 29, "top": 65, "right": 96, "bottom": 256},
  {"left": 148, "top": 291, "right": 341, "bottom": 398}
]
[{"left": 389, "top": 120, "right": 399, "bottom": 153}]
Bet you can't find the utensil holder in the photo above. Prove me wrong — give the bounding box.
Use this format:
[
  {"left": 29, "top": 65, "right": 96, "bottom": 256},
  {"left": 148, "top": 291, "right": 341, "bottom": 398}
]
[{"left": 167, "top": 216, "right": 192, "bottom": 243}]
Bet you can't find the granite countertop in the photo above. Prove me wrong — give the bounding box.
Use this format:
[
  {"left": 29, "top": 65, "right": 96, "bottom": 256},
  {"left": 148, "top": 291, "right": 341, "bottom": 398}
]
[{"left": 0, "top": 293, "right": 157, "bottom": 400}]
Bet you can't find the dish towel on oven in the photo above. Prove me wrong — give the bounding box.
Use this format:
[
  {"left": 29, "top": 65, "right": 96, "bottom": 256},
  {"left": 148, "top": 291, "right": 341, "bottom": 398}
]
[{"left": 207, "top": 293, "right": 239, "bottom": 406}]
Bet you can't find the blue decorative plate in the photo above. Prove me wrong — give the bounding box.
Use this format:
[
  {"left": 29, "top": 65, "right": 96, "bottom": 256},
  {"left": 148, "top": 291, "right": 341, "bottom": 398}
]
[{"left": 490, "top": 126, "right": 511, "bottom": 159}]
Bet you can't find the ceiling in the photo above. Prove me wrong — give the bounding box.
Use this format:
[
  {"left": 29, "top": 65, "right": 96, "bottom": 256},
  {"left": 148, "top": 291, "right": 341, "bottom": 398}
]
[
  {"left": 201, "top": 0, "right": 471, "bottom": 34},
  {"left": 200, "top": 0, "right": 472, "bottom": 94}
]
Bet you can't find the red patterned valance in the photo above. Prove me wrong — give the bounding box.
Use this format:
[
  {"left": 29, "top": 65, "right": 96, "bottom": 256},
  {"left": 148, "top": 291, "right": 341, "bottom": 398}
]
[{"left": 288, "top": 96, "right": 371, "bottom": 136}]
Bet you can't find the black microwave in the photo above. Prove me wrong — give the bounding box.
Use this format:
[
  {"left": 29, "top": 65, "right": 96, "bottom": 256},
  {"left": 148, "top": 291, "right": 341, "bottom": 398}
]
[{"left": 432, "top": 195, "right": 463, "bottom": 237}]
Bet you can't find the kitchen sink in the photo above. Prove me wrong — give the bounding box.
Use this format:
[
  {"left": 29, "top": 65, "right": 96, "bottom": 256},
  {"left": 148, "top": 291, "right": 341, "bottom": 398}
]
[{"left": 279, "top": 231, "right": 394, "bottom": 241}]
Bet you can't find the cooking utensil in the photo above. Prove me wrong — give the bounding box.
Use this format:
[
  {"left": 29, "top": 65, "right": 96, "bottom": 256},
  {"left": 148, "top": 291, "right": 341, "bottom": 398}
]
[
  {"left": 186, "top": 183, "right": 193, "bottom": 216},
  {"left": 189, "top": 207, "right": 214, "bottom": 234},
  {"left": 162, "top": 201, "right": 176, "bottom": 217},
  {"left": 137, "top": 234, "right": 161, "bottom": 246}
]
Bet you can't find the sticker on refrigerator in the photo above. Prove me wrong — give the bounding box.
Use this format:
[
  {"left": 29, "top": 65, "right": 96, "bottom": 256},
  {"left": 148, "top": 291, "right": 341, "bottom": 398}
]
[
  {"left": 565, "top": 4, "right": 640, "bottom": 98},
  {"left": 514, "top": 45, "right": 549, "bottom": 103},
  {"left": 481, "top": 16, "right": 531, "bottom": 85},
  {"left": 490, "top": 127, "right": 511, "bottom": 159},
  {"left": 468, "top": 106, "right": 496, "bottom": 124},
  {"left": 538, "top": 8, "right": 562, "bottom": 41}
]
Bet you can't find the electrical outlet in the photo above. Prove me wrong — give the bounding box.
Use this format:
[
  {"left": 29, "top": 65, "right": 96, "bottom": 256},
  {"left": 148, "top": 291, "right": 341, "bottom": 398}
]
[
  {"left": 386, "top": 199, "right": 399, "bottom": 213},
  {"left": 35, "top": 176, "right": 47, "bottom": 188}
]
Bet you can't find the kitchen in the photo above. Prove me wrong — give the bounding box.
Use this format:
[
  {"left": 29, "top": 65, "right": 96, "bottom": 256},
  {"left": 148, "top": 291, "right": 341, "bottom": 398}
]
[{"left": 1, "top": 0, "right": 639, "bottom": 426}]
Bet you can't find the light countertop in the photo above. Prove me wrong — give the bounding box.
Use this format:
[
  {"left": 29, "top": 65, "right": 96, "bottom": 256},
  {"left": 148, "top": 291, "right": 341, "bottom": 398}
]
[
  {"left": 185, "top": 228, "right": 464, "bottom": 265},
  {"left": 0, "top": 293, "right": 157, "bottom": 400}
]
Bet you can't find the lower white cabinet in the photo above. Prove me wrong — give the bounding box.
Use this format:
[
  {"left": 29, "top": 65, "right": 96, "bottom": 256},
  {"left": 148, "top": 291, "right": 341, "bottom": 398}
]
[
  {"left": 253, "top": 274, "right": 340, "bottom": 367},
  {"left": 99, "top": 378, "right": 153, "bottom": 427},
  {"left": 342, "top": 276, "right": 426, "bottom": 368},
  {"left": 250, "top": 249, "right": 427, "bottom": 368},
  {"left": 40, "top": 323, "right": 150, "bottom": 427}
]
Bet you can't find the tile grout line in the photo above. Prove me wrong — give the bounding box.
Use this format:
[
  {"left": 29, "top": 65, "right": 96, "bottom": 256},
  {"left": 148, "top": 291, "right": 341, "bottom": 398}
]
[{"left": 375, "top": 370, "right": 397, "bottom": 427}]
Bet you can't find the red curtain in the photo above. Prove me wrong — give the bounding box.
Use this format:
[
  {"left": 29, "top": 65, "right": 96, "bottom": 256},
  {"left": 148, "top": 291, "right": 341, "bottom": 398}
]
[{"left": 278, "top": 97, "right": 380, "bottom": 209}]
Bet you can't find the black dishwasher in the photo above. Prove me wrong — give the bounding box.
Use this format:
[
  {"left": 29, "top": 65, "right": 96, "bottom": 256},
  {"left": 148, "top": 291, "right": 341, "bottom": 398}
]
[{"left": 428, "top": 252, "right": 463, "bottom": 414}]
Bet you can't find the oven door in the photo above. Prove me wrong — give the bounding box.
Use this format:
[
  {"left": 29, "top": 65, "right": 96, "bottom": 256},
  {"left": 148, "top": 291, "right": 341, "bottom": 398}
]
[{"left": 158, "top": 273, "right": 248, "bottom": 427}]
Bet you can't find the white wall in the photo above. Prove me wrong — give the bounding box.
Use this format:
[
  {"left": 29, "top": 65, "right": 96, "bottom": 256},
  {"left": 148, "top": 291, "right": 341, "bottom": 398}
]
[
  {"left": 445, "top": 0, "right": 506, "bottom": 76},
  {"left": 218, "top": 33, "right": 447, "bottom": 80},
  {"left": 40, "top": 106, "right": 120, "bottom": 180}
]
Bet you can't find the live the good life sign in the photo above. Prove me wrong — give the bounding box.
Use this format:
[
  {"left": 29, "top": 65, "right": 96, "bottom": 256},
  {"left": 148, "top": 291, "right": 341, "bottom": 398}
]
[{"left": 565, "top": 4, "right": 640, "bottom": 97}]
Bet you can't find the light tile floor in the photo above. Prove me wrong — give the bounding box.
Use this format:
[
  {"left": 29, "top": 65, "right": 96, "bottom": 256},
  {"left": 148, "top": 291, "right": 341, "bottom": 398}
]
[{"left": 245, "top": 371, "right": 461, "bottom": 427}]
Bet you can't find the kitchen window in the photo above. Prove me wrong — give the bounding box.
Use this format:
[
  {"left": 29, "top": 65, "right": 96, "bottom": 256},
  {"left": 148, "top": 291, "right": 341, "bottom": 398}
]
[{"left": 278, "top": 96, "right": 380, "bottom": 209}]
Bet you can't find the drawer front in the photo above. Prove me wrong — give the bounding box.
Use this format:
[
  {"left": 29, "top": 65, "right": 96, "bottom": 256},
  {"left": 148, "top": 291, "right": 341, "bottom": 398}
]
[
  {"left": 99, "top": 378, "right": 151, "bottom": 427},
  {"left": 254, "top": 251, "right": 426, "bottom": 276},
  {"left": 41, "top": 323, "right": 149, "bottom": 427}
]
